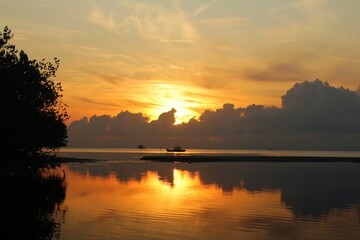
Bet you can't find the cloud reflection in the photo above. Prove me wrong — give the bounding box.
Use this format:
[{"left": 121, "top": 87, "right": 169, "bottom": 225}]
[{"left": 66, "top": 161, "right": 360, "bottom": 218}]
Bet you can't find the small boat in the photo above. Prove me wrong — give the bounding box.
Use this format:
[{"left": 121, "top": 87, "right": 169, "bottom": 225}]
[
  {"left": 166, "top": 146, "right": 186, "bottom": 152},
  {"left": 137, "top": 145, "right": 145, "bottom": 149}
]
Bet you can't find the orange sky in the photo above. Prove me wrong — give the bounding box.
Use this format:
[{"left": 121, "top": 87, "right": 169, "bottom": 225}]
[{"left": 1, "top": 0, "right": 360, "bottom": 123}]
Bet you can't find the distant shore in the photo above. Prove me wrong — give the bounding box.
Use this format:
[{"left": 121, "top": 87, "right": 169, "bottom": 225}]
[
  {"left": 140, "top": 155, "right": 360, "bottom": 163},
  {"left": 53, "top": 155, "right": 360, "bottom": 164},
  {"left": 55, "top": 157, "right": 105, "bottom": 164}
]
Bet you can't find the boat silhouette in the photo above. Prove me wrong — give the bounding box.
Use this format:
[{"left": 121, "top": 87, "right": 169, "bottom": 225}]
[{"left": 166, "top": 146, "right": 186, "bottom": 152}]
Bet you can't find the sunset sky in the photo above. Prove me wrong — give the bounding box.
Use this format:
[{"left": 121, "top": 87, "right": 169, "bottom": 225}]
[{"left": 1, "top": 0, "right": 360, "bottom": 124}]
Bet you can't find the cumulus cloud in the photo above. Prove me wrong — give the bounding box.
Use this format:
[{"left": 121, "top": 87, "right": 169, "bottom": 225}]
[
  {"left": 68, "top": 80, "right": 360, "bottom": 150},
  {"left": 281, "top": 80, "right": 360, "bottom": 133}
]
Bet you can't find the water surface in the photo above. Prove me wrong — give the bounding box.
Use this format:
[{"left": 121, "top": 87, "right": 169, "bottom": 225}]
[
  {"left": 58, "top": 148, "right": 360, "bottom": 161},
  {"left": 58, "top": 161, "right": 360, "bottom": 239}
]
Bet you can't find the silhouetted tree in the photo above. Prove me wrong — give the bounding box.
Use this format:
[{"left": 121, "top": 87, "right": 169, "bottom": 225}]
[{"left": 0, "top": 26, "right": 68, "bottom": 157}]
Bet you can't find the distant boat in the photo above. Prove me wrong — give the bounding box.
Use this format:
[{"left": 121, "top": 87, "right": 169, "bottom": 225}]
[
  {"left": 137, "top": 145, "right": 145, "bottom": 149},
  {"left": 166, "top": 146, "right": 186, "bottom": 152}
]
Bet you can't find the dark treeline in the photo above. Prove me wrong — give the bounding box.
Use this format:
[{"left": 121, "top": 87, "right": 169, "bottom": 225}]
[
  {"left": 0, "top": 26, "right": 69, "bottom": 239},
  {"left": 0, "top": 26, "right": 68, "bottom": 159}
]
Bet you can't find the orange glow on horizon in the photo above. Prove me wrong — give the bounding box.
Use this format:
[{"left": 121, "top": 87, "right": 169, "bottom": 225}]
[{"left": 137, "top": 82, "right": 205, "bottom": 124}]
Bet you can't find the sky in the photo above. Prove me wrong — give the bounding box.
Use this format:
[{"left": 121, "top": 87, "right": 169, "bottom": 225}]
[
  {"left": 1, "top": 0, "right": 360, "bottom": 150},
  {"left": 1, "top": 0, "right": 360, "bottom": 123}
]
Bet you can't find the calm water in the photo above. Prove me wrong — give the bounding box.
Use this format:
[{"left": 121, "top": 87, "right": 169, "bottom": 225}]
[
  {"left": 54, "top": 159, "right": 360, "bottom": 239},
  {"left": 3, "top": 149, "right": 360, "bottom": 239},
  {"left": 58, "top": 148, "right": 360, "bottom": 161}
]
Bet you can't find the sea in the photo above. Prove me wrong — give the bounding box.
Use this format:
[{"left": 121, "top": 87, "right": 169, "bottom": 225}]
[
  {"left": 10, "top": 148, "right": 360, "bottom": 239},
  {"left": 58, "top": 147, "right": 360, "bottom": 162}
]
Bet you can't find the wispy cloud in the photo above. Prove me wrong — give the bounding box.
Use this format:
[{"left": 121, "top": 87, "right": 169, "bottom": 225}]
[
  {"left": 87, "top": 5, "right": 116, "bottom": 31},
  {"left": 265, "top": 0, "right": 333, "bottom": 41},
  {"left": 86, "top": 1, "right": 198, "bottom": 43},
  {"left": 295, "top": 0, "right": 326, "bottom": 8},
  {"left": 193, "top": 0, "right": 220, "bottom": 16},
  {"left": 201, "top": 17, "right": 247, "bottom": 27},
  {"left": 244, "top": 60, "right": 309, "bottom": 82},
  {"left": 127, "top": 2, "right": 197, "bottom": 43},
  {"left": 76, "top": 97, "right": 123, "bottom": 108}
]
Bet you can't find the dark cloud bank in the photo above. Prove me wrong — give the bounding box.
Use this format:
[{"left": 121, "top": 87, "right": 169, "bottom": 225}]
[{"left": 68, "top": 80, "right": 360, "bottom": 150}]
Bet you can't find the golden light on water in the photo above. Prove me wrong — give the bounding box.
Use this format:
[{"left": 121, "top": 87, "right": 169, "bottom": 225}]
[
  {"left": 59, "top": 164, "right": 360, "bottom": 239},
  {"left": 63, "top": 165, "right": 287, "bottom": 220},
  {"left": 173, "top": 169, "right": 200, "bottom": 189}
]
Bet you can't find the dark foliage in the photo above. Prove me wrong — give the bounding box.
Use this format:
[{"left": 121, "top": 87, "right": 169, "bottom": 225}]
[{"left": 0, "top": 26, "right": 68, "bottom": 156}]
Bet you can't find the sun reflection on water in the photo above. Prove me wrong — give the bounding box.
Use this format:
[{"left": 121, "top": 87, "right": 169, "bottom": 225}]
[
  {"left": 59, "top": 163, "right": 360, "bottom": 240},
  {"left": 172, "top": 169, "right": 201, "bottom": 189}
]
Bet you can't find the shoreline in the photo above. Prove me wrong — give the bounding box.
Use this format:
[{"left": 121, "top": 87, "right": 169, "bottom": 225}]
[
  {"left": 55, "top": 157, "right": 106, "bottom": 164},
  {"left": 51, "top": 155, "right": 360, "bottom": 164},
  {"left": 140, "top": 155, "right": 360, "bottom": 163}
]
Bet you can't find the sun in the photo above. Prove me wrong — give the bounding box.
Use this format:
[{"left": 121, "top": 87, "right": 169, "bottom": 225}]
[
  {"left": 174, "top": 107, "right": 195, "bottom": 125},
  {"left": 154, "top": 98, "right": 199, "bottom": 125},
  {"left": 146, "top": 83, "right": 201, "bottom": 124}
]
